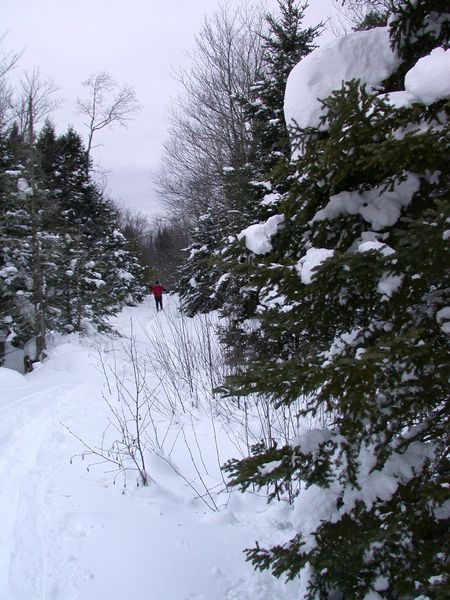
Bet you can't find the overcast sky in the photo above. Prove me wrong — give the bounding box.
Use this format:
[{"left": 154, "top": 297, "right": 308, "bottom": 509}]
[{"left": 3, "top": 0, "right": 336, "bottom": 220}]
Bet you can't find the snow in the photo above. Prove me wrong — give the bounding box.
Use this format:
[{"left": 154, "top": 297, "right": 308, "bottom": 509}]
[
  {"left": 296, "top": 247, "right": 334, "bottom": 284},
  {"left": 310, "top": 173, "right": 421, "bottom": 231},
  {"left": 260, "top": 192, "right": 282, "bottom": 206},
  {"left": 0, "top": 296, "right": 300, "bottom": 600},
  {"left": 117, "top": 268, "right": 134, "bottom": 282},
  {"left": 293, "top": 429, "right": 344, "bottom": 455},
  {"left": 238, "top": 214, "right": 284, "bottom": 255},
  {"left": 290, "top": 437, "right": 436, "bottom": 554},
  {"left": 405, "top": 47, "right": 450, "bottom": 105},
  {"left": 357, "top": 241, "right": 395, "bottom": 256},
  {"left": 377, "top": 273, "right": 403, "bottom": 298},
  {"left": 284, "top": 27, "right": 400, "bottom": 132},
  {"left": 0, "top": 367, "right": 28, "bottom": 392},
  {"left": 342, "top": 441, "right": 435, "bottom": 513},
  {"left": 322, "top": 328, "right": 362, "bottom": 367},
  {"left": 436, "top": 306, "right": 450, "bottom": 334},
  {"left": 17, "top": 178, "right": 32, "bottom": 195},
  {"left": 383, "top": 47, "right": 450, "bottom": 108},
  {"left": 0, "top": 265, "right": 18, "bottom": 279}
]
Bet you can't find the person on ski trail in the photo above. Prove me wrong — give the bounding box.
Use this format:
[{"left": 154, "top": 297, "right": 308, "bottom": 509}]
[{"left": 150, "top": 281, "right": 166, "bottom": 311}]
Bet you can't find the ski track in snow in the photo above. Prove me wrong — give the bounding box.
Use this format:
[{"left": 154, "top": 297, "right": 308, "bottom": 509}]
[
  {"left": 0, "top": 374, "right": 95, "bottom": 599},
  {"left": 0, "top": 296, "right": 299, "bottom": 600}
]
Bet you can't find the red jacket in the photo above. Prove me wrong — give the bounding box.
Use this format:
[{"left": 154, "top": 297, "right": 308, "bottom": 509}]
[{"left": 151, "top": 284, "right": 165, "bottom": 299}]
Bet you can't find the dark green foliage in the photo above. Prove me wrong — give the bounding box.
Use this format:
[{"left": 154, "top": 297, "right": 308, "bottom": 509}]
[
  {"left": 221, "top": 2, "right": 450, "bottom": 597},
  {"left": 353, "top": 10, "right": 389, "bottom": 31},
  {"left": 0, "top": 120, "right": 145, "bottom": 355},
  {"left": 176, "top": 209, "right": 231, "bottom": 317},
  {"left": 389, "top": 0, "right": 450, "bottom": 83},
  {"left": 390, "top": 0, "right": 450, "bottom": 60}
]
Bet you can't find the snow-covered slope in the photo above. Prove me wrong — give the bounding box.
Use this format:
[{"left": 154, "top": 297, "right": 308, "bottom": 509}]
[{"left": 0, "top": 296, "right": 299, "bottom": 600}]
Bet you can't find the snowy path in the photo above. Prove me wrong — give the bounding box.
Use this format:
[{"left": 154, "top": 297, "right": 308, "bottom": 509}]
[
  {"left": 0, "top": 296, "right": 298, "bottom": 600},
  {"left": 0, "top": 364, "right": 97, "bottom": 599}
]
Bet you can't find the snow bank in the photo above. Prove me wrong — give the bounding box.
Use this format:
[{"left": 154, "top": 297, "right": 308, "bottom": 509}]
[
  {"left": 0, "top": 366, "right": 28, "bottom": 390},
  {"left": 238, "top": 214, "right": 284, "bottom": 255},
  {"left": 0, "top": 298, "right": 302, "bottom": 600},
  {"left": 284, "top": 27, "right": 400, "bottom": 131},
  {"left": 296, "top": 248, "right": 334, "bottom": 284}
]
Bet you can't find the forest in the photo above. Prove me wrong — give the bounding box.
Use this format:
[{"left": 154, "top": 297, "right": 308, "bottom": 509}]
[{"left": 0, "top": 1, "right": 449, "bottom": 599}]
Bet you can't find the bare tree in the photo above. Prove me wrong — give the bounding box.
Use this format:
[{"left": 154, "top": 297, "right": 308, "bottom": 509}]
[
  {"left": 76, "top": 71, "right": 140, "bottom": 168},
  {"left": 0, "top": 32, "right": 22, "bottom": 128},
  {"left": 0, "top": 32, "right": 21, "bottom": 79},
  {"left": 155, "top": 3, "right": 266, "bottom": 225},
  {"left": 15, "top": 68, "right": 60, "bottom": 134}
]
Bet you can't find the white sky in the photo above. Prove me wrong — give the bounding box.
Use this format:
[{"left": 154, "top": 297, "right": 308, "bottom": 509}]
[{"left": 3, "top": 0, "right": 336, "bottom": 220}]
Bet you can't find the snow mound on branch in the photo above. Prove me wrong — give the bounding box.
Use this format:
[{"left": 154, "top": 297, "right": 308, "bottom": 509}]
[
  {"left": 377, "top": 274, "right": 403, "bottom": 299},
  {"left": 358, "top": 241, "right": 396, "bottom": 256},
  {"left": 238, "top": 214, "right": 284, "bottom": 255},
  {"left": 310, "top": 173, "right": 420, "bottom": 231},
  {"left": 0, "top": 367, "right": 27, "bottom": 389},
  {"left": 296, "top": 248, "right": 334, "bottom": 284},
  {"left": 436, "top": 306, "right": 450, "bottom": 334},
  {"left": 384, "top": 47, "right": 450, "bottom": 108},
  {"left": 284, "top": 27, "right": 400, "bottom": 131},
  {"left": 405, "top": 47, "right": 450, "bottom": 104}
]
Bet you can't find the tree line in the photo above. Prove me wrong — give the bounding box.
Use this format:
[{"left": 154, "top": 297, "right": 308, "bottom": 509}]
[{"left": 0, "top": 66, "right": 146, "bottom": 363}]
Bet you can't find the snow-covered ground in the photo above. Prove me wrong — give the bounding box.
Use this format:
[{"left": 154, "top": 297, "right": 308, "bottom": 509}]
[{"left": 0, "top": 295, "right": 299, "bottom": 600}]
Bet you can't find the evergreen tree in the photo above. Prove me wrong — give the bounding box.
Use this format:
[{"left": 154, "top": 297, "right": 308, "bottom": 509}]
[
  {"left": 38, "top": 125, "right": 145, "bottom": 332},
  {"left": 1, "top": 119, "right": 146, "bottom": 354},
  {"left": 0, "top": 128, "right": 32, "bottom": 351},
  {"left": 222, "top": 2, "right": 450, "bottom": 598},
  {"left": 218, "top": 0, "right": 321, "bottom": 361},
  {"left": 178, "top": 1, "right": 321, "bottom": 325}
]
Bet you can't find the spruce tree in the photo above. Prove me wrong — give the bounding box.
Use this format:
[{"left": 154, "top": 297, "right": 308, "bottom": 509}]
[
  {"left": 37, "top": 125, "right": 145, "bottom": 332},
  {"left": 222, "top": 2, "right": 450, "bottom": 598}
]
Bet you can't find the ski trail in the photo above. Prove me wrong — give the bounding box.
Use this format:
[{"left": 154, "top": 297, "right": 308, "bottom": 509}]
[
  {"left": 0, "top": 386, "right": 57, "bottom": 599},
  {"left": 0, "top": 372, "right": 100, "bottom": 599}
]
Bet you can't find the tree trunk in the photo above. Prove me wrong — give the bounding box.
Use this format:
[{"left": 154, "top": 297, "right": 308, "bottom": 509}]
[{"left": 28, "top": 96, "right": 46, "bottom": 361}]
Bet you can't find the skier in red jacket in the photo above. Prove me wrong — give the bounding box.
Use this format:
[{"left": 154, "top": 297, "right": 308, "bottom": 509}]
[{"left": 150, "top": 281, "right": 166, "bottom": 311}]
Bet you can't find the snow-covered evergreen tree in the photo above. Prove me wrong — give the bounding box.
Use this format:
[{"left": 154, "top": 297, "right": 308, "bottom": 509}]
[
  {"left": 0, "top": 120, "right": 60, "bottom": 355},
  {"left": 178, "top": 0, "right": 321, "bottom": 326},
  {"left": 0, "top": 120, "right": 146, "bottom": 352},
  {"left": 223, "top": 2, "right": 450, "bottom": 598},
  {"left": 0, "top": 128, "right": 32, "bottom": 349}
]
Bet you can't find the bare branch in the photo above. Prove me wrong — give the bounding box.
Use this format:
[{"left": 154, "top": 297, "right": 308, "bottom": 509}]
[
  {"left": 0, "top": 32, "right": 23, "bottom": 127},
  {"left": 155, "top": 3, "right": 266, "bottom": 223},
  {"left": 0, "top": 31, "right": 22, "bottom": 79},
  {"left": 76, "top": 71, "right": 141, "bottom": 167},
  {"left": 14, "top": 68, "right": 61, "bottom": 136}
]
